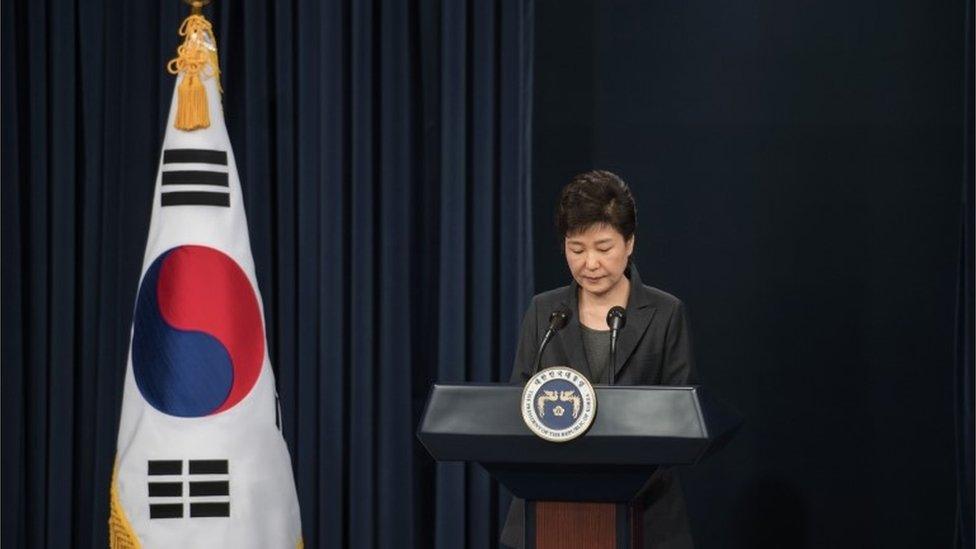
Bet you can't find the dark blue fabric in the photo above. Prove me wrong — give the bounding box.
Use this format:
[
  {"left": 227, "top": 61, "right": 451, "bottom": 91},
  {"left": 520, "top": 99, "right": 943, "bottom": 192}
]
[
  {"left": 0, "top": 1, "right": 534, "bottom": 547},
  {"left": 956, "top": 1, "right": 974, "bottom": 545},
  {"left": 533, "top": 1, "right": 970, "bottom": 547}
]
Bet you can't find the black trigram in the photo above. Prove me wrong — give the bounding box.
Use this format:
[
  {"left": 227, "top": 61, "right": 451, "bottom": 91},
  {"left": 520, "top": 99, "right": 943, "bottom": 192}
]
[
  {"left": 147, "top": 459, "right": 230, "bottom": 519},
  {"left": 160, "top": 149, "right": 230, "bottom": 208}
]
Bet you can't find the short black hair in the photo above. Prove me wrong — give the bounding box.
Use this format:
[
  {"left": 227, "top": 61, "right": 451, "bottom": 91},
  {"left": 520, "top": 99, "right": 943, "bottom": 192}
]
[{"left": 555, "top": 170, "right": 636, "bottom": 240}]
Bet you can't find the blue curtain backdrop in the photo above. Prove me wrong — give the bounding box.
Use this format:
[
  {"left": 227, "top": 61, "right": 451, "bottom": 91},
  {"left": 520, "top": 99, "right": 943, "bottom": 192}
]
[
  {"left": 956, "top": 0, "right": 975, "bottom": 544},
  {"left": 0, "top": 1, "right": 534, "bottom": 548}
]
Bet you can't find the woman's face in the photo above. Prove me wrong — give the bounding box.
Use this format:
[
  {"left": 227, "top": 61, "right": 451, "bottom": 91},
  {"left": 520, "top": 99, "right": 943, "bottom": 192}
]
[{"left": 564, "top": 223, "right": 634, "bottom": 297}]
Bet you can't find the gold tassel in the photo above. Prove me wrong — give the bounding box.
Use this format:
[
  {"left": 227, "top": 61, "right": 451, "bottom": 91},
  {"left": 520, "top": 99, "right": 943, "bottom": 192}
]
[
  {"left": 167, "top": 14, "right": 222, "bottom": 131},
  {"left": 108, "top": 460, "right": 141, "bottom": 549}
]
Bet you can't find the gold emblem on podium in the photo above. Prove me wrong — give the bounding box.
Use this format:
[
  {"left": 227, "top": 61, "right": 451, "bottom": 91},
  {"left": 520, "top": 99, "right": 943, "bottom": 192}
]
[{"left": 521, "top": 366, "right": 596, "bottom": 442}]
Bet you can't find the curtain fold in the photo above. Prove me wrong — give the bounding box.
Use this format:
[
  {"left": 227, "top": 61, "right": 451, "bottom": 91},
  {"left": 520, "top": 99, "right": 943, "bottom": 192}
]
[
  {"left": 0, "top": 1, "right": 534, "bottom": 547},
  {"left": 955, "top": 1, "right": 974, "bottom": 546}
]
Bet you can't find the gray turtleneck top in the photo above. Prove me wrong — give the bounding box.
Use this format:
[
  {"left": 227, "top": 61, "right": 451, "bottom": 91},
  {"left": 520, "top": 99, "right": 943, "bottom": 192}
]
[{"left": 580, "top": 324, "right": 612, "bottom": 384}]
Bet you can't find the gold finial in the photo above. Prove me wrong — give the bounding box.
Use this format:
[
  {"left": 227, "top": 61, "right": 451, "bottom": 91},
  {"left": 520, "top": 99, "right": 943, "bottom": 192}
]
[{"left": 183, "top": 0, "right": 212, "bottom": 15}]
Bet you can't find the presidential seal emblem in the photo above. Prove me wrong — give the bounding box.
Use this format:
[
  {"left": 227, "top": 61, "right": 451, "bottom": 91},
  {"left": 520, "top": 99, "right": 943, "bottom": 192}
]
[{"left": 521, "top": 366, "right": 597, "bottom": 442}]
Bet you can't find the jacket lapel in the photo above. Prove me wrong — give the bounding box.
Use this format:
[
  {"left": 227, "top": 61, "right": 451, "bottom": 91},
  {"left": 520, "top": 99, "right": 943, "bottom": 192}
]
[{"left": 611, "top": 265, "right": 656, "bottom": 383}]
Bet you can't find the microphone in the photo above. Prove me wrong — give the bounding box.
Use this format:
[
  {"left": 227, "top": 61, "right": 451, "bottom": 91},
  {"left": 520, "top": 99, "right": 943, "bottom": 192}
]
[
  {"left": 532, "top": 308, "right": 572, "bottom": 376},
  {"left": 606, "top": 306, "right": 627, "bottom": 385}
]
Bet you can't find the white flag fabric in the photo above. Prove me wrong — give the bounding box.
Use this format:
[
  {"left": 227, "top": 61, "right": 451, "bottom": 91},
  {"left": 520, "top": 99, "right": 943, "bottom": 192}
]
[{"left": 110, "top": 18, "right": 302, "bottom": 549}]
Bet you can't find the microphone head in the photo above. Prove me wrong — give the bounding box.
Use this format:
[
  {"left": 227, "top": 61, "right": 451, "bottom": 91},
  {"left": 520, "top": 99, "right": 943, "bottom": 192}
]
[
  {"left": 549, "top": 308, "right": 572, "bottom": 331},
  {"left": 606, "top": 306, "right": 627, "bottom": 330}
]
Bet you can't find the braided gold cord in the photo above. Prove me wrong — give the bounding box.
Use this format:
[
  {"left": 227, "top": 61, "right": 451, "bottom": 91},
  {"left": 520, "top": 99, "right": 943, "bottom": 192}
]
[
  {"left": 108, "top": 461, "right": 141, "bottom": 549},
  {"left": 166, "top": 14, "right": 221, "bottom": 130}
]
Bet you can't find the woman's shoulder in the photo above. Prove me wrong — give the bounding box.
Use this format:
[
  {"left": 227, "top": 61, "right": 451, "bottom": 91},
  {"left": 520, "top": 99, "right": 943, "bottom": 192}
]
[
  {"left": 528, "top": 284, "right": 573, "bottom": 309},
  {"left": 636, "top": 283, "right": 689, "bottom": 323},
  {"left": 640, "top": 284, "right": 684, "bottom": 307}
]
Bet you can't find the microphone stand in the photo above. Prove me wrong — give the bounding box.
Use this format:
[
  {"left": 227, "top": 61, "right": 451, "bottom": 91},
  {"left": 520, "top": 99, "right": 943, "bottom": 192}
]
[
  {"left": 532, "top": 309, "right": 571, "bottom": 376},
  {"left": 609, "top": 330, "right": 618, "bottom": 386},
  {"left": 532, "top": 330, "right": 556, "bottom": 376},
  {"left": 606, "top": 306, "right": 627, "bottom": 386}
]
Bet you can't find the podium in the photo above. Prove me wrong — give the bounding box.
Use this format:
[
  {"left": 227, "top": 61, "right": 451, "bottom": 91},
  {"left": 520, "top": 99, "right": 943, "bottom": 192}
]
[{"left": 418, "top": 384, "right": 739, "bottom": 548}]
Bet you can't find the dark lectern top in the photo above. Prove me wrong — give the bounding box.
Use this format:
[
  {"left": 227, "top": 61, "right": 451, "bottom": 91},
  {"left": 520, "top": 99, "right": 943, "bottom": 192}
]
[
  {"left": 417, "top": 384, "right": 739, "bottom": 501},
  {"left": 419, "top": 384, "right": 736, "bottom": 466}
]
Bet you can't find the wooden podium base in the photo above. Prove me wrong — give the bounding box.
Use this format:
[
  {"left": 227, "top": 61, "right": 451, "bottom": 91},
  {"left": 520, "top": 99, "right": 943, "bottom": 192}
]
[{"left": 525, "top": 501, "right": 642, "bottom": 549}]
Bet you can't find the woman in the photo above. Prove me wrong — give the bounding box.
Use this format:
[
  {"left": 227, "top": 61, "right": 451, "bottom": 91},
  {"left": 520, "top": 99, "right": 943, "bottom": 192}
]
[{"left": 501, "top": 170, "right": 698, "bottom": 549}]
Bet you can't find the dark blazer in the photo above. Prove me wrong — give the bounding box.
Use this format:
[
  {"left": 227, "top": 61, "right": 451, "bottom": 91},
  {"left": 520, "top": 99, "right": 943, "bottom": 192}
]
[{"left": 500, "top": 265, "right": 698, "bottom": 549}]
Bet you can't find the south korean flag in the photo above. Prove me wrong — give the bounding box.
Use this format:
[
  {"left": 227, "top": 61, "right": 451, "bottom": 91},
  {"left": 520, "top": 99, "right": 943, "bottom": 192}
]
[{"left": 110, "top": 13, "right": 303, "bottom": 549}]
